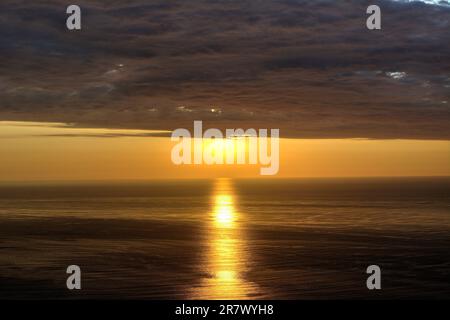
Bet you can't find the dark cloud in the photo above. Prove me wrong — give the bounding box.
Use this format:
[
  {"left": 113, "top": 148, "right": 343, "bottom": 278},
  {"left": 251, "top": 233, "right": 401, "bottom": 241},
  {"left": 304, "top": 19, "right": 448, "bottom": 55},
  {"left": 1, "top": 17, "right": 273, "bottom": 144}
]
[{"left": 0, "top": 0, "right": 449, "bottom": 139}]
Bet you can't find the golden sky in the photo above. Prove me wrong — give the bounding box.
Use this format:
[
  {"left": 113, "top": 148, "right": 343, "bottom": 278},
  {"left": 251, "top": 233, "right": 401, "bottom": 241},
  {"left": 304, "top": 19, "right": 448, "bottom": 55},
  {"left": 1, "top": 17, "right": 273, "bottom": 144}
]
[{"left": 0, "top": 121, "right": 448, "bottom": 181}]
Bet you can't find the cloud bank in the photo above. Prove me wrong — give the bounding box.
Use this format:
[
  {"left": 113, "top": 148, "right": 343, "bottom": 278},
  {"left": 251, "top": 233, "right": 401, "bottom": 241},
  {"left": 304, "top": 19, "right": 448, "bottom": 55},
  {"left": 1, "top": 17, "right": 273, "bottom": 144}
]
[{"left": 0, "top": 0, "right": 449, "bottom": 139}]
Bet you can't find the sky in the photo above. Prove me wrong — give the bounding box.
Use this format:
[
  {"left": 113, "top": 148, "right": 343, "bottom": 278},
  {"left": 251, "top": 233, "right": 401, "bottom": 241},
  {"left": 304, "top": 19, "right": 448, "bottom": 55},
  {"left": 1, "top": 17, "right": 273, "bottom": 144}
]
[
  {"left": 0, "top": 0, "right": 449, "bottom": 139},
  {"left": 0, "top": 121, "right": 448, "bottom": 181},
  {"left": 0, "top": 1, "right": 449, "bottom": 180}
]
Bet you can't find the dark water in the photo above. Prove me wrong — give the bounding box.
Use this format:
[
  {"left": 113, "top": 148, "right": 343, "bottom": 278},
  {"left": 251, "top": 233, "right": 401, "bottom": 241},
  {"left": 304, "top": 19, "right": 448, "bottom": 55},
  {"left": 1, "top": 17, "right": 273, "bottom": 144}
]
[{"left": 0, "top": 177, "right": 449, "bottom": 299}]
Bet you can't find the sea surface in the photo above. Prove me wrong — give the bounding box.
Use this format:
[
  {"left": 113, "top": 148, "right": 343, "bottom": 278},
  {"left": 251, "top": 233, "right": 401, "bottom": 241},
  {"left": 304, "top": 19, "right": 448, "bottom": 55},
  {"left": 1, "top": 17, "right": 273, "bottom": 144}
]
[{"left": 0, "top": 177, "right": 449, "bottom": 299}]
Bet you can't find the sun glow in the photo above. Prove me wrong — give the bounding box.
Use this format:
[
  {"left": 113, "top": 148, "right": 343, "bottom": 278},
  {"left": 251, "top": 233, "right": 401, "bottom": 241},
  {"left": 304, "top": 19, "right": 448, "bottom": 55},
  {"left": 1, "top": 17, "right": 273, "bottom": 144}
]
[
  {"left": 202, "top": 137, "right": 247, "bottom": 164},
  {"left": 1, "top": 121, "right": 448, "bottom": 181}
]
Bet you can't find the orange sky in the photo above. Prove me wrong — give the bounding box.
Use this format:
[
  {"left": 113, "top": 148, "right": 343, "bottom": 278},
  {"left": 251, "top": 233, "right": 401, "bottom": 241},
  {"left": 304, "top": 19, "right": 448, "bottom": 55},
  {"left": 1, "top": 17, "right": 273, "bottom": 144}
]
[{"left": 0, "top": 121, "right": 448, "bottom": 181}]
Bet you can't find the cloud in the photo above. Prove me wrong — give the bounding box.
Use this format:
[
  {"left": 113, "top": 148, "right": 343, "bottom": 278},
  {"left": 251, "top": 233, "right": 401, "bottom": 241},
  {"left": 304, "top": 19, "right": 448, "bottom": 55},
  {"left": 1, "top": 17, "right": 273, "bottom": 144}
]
[
  {"left": 0, "top": 0, "right": 449, "bottom": 139},
  {"left": 32, "top": 132, "right": 172, "bottom": 138}
]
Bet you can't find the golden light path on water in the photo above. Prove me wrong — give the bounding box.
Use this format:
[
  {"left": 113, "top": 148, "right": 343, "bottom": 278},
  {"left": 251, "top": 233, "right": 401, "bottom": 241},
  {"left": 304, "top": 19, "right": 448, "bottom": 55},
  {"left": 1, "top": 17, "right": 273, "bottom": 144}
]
[{"left": 190, "top": 178, "right": 259, "bottom": 299}]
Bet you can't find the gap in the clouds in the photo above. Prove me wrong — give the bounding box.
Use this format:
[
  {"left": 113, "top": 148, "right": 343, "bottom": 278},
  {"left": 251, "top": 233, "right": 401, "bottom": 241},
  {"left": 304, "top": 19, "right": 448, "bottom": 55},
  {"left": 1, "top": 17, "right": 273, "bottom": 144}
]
[
  {"left": 0, "top": 121, "right": 172, "bottom": 139},
  {"left": 389, "top": 0, "right": 450, "bottom": 6}
]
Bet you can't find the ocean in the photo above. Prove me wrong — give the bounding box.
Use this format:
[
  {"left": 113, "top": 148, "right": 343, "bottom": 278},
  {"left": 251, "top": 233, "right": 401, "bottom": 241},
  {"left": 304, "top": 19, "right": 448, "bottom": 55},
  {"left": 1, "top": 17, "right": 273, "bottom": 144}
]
[{"left": 0, "top": 177, "right": 449, "bottom": 299}]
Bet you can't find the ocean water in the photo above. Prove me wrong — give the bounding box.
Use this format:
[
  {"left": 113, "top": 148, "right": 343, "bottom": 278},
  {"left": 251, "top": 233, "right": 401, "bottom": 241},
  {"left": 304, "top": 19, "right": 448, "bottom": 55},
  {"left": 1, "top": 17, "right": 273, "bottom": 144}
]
[{"left": 0, "top": 177, "right": 449, "bottom": 299}]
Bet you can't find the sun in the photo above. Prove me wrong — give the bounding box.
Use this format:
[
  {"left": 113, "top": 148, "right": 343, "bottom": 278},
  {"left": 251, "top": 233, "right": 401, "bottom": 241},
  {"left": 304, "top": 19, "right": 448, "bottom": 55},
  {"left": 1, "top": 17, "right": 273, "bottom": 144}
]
[{"left": 202, "top": 137, "right": 247, "bottom": 165}]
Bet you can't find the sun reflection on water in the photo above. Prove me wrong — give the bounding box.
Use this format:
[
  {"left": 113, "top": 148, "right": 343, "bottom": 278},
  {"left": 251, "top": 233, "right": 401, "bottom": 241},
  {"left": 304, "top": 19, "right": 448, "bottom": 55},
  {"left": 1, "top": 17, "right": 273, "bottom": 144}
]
[
  {"left": 190, "top": 178, "right": 258, "bottom": 299},
  {"left": 214, "top": 194, "right": 235, "bottom": 228}
]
